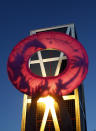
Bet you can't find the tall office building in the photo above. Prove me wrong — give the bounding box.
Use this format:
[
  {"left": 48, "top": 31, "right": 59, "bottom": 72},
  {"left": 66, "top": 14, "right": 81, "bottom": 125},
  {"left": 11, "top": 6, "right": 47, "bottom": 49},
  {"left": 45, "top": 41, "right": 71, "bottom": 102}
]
[{"left": 21, "top": 24, "right": 87, "bottom": 131}]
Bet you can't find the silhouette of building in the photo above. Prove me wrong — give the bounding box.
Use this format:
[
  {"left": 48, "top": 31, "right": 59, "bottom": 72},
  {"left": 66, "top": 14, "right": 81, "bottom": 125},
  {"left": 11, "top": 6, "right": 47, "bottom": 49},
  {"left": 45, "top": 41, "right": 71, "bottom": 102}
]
[{"left": 21, "top": 24, "right": 87, "bottom": 131}]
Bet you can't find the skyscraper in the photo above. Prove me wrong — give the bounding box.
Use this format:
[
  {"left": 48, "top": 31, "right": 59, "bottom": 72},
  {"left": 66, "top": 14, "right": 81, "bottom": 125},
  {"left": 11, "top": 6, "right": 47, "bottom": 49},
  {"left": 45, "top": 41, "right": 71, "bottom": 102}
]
[{"left": 21, "top": 24, "right": 87, "bottom": 131}]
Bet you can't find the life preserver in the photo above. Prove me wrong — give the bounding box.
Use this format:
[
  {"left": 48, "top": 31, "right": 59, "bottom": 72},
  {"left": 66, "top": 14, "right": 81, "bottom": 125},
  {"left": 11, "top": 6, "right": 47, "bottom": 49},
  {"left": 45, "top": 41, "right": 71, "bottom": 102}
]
[{"left": 7, "top": 31, "right": 88, "bottom": 96}]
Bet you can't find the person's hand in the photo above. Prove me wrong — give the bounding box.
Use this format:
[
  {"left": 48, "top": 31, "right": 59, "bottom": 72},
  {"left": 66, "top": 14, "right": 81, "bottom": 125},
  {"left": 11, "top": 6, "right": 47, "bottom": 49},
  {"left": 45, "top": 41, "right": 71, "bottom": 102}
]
[
  {"left": 32, "top": 89, "right": 48, "bottom": 101},
  {"left": 32, "top": 92, "right": 41, "bottom": 101},
  {"left": 50, "top": 94, "right": 64, "bottom": 104}
]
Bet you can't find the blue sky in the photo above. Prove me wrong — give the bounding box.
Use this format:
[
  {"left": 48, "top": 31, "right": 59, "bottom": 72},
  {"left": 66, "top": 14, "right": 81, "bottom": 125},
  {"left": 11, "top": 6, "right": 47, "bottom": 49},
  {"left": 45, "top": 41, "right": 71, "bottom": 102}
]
[{"left": 0, "top": 0, "right": 96, "bottom": 130}]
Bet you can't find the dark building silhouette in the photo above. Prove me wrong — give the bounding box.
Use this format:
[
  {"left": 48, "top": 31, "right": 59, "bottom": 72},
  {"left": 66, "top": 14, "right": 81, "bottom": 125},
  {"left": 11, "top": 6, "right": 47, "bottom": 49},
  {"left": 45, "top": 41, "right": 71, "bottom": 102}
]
[{"left": 21, "top": 24, "right": 87, "bottom": 131}]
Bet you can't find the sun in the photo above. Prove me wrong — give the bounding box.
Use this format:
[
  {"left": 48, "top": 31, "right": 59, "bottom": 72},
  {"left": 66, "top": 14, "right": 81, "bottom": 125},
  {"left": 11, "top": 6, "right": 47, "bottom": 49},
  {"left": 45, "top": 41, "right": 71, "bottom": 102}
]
[{"left": 37, "top": 96, "right": 60, "bottom": 131}]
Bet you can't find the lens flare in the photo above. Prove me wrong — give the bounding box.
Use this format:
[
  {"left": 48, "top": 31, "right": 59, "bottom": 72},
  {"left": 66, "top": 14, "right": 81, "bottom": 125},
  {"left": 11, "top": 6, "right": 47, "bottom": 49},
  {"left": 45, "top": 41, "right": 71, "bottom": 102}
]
[{"left": 37, "top": 96, "right": 60, "bottom": 131}]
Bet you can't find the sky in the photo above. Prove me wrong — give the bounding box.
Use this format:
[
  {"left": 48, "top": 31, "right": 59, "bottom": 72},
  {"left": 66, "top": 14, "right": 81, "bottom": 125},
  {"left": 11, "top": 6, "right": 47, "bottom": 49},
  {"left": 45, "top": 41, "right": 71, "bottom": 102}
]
[{"left": 0, "top": 0, "right": 96, "bottom": 131}]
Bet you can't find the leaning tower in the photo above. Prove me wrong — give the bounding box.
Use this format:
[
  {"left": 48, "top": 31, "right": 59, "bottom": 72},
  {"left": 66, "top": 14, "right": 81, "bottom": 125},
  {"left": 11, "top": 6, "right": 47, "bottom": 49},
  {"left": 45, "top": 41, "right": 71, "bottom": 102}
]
[{"left": 21, "top": 24, "right": 87, "bottom": 131}]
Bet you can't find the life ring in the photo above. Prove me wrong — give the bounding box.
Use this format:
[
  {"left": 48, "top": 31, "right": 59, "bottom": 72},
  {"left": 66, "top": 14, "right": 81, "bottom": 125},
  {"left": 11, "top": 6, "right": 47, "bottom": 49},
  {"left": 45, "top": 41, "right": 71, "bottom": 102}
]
[{"left": 7, "top": 31, "right": 88, "bottom": 96}]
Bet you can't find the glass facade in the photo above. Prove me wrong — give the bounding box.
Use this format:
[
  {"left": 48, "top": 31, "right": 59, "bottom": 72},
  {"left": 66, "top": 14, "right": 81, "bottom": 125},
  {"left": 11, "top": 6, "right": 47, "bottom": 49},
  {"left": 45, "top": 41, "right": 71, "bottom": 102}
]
[{"left": 21, "top": 24, "right": 87, "bottom": 131}]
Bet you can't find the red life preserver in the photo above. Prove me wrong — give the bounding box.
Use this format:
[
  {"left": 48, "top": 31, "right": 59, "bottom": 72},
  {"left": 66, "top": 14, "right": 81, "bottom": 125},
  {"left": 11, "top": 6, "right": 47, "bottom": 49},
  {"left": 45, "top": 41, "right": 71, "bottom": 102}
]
[{"left": 7, "top": 32, "right": 88, "bottom": 96}]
